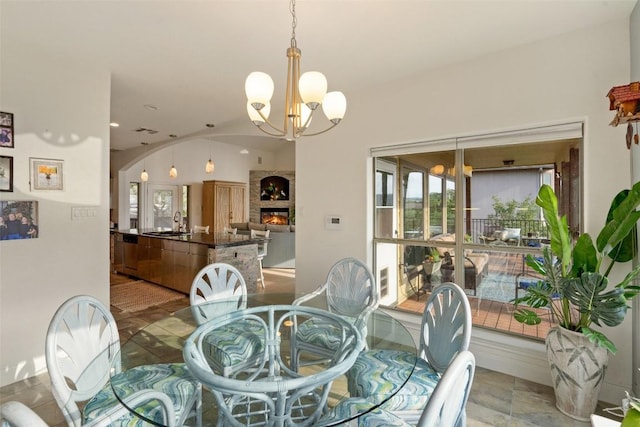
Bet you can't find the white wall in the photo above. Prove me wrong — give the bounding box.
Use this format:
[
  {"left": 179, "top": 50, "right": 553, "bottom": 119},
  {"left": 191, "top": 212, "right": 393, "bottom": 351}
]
[
  {"left": 0, "top": 40, "right": 111, "bottom": 386},
  {"left": 296, "top": 19, "right": 634, "bottom": 403}
]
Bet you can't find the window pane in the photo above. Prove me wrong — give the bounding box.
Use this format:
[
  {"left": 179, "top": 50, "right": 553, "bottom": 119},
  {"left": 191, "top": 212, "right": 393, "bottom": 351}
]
[
  {"left": 403, "top": 169, "right": 423, "bottom": 239},
  {"left": 428, "top": 175, "right": 443, "bottom": 237},
  {"left": 153, "top": 189, "right": 174, "bottom": 228},
  {"left": 375, "top": 166, "right": 395, "bottom": 238},
  {"left": 373, "top": 137, "right": 581, "bottom": 341},
  {"left": 129, "top": 182, "right": 139, "bottom": 229}
]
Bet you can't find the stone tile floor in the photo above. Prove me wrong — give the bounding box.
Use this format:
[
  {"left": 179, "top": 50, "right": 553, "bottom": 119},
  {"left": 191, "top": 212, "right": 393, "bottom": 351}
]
[{"left": 0, "top": 268, "right": 621, "bottom": 426}]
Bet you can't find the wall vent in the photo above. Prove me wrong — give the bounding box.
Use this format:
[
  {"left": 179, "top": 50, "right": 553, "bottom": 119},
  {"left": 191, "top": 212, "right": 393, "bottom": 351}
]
[{"left": 134, "top": 127, "right": 159, "bottom": 134}]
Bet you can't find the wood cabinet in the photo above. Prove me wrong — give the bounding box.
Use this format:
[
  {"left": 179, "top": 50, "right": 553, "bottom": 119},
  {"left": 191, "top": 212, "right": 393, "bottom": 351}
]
[{"left": 202, "top": 180, "right": 247, "bottom": 233}]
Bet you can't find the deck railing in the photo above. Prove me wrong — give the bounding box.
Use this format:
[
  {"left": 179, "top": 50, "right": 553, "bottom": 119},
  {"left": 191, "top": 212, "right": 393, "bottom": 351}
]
[{"left": 468, "top": 219, "right": 547, "bottom": 244}]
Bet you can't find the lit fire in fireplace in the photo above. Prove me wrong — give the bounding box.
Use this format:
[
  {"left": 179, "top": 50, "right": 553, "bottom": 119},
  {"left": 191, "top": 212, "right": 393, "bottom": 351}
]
[{"left": 261, "top": 209, "right": 289, "bottom": 225}]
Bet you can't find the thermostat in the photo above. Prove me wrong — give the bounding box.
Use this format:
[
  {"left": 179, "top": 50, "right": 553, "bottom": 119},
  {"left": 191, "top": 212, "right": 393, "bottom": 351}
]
[{"left": 325, "top": 215, "right": 343, "bottom": 230}]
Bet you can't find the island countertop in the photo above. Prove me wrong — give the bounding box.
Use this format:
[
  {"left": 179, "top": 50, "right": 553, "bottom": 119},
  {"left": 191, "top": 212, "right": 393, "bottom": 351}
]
[
  {"left": 114, "top": 228, "right": 267, "bottom": 248},
  {"left": 111, "top": 228, "right": 263, "bottom": 293}
]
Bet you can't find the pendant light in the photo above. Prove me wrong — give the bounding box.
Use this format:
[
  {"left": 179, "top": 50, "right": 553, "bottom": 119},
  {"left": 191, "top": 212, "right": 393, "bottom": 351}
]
[
  {"left": 205, "top": 143, "right": 215, "bottom": 174},
  {"left": 140, "top": 142, "right": 149, "bottom": 182},
  {"left": 169, "top": 149, "right": 177, "bottom": 178}
]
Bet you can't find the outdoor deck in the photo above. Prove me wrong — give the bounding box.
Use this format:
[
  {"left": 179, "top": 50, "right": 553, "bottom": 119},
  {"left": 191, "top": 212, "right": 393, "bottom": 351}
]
[{"left": 397, "top": 250, "right": 556, "bottom": 340}]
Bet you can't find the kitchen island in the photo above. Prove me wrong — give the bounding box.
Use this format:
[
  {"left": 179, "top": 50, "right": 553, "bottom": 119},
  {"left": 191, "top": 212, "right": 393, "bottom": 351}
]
[{"left": 112, "top": 229, "right": 263, "bottom": 293}]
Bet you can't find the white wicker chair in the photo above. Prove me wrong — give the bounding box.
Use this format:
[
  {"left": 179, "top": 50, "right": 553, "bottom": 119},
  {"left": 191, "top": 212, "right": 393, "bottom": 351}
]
[
  {"left": 1, "top": 401, "right": 48, "bottom": 427},
  {"left": 291, "top": 257, "right": 378, "bottom": 371},
  {"left": 347, "top": 282, "right": 472, "bottom": 424},
  {"left": 46, "top": 295, "right": 201, "bottom": 427},
  {"left": 190, "top": 263, "right": 265, "bottom": 377},
  {"left": 319, "top": 350, "right": 476, "bottom": 427}
]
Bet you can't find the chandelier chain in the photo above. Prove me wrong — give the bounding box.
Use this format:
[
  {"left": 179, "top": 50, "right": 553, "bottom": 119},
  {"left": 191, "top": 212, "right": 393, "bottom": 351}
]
[{"left": 290, "top": 0, "right": 297, "bottom": 47}]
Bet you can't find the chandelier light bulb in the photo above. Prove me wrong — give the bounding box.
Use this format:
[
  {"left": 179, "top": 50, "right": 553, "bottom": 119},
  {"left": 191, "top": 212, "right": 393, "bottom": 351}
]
[
  {"left": 299, "top": 71, "right": 328, "bottom": 109},
  {"left": 245, "top": 72, "right": 274, "bottom": 109},
  {"left": 140, "top": 169, "right": 148, "bottom": 182},
  {"left": 322, "top": 91, "right": 347, "bottom": 123},
  {"left": 169, "top": 165, "right": 177, "bottom": 178},
  {"left": 205, "top": 158, "right": 215, "bottom": 174}
]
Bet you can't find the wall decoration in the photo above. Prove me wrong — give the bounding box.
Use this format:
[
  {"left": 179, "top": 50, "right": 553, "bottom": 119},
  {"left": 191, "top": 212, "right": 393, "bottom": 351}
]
[
  {"left": 0, "top": 112, "right": 14, "bottom": 148},
  {"left": 0, "top": 200, "right": 39, "bottom": 240},
  {"left": 30, "top": 157, "right": 64, "bottom": 191},
  {"left": 0, "top": 156, "right": 13, "bottom": 192}
]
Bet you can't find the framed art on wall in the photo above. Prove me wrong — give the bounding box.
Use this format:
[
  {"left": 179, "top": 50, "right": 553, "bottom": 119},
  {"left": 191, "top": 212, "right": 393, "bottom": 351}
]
[
  {"left": 30, "top": 157, "right": 64, "bottom": 191},
  {"left": 0, "top": 200, "right": 39, "bottom": 240},
  {"left": 0, "top": 156, "right": 13, "bottom": 192},
  {"left": 0, "top": 112, "right": 14, "bottom": 148}
]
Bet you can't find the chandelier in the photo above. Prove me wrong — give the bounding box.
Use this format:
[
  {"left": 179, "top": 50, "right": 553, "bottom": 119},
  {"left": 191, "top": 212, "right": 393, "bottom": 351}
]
[{"left": 245, "top": 0, "right": 346, "bottom": 140}]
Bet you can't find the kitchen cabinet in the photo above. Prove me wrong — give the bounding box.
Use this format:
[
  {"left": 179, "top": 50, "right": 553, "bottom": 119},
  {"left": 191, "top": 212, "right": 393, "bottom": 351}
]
[
  {"left": 122, "top": 234, "right": 139, "bottom": 276},
  {"left": 202, "top": 180, "right": 247, "bottom": 234},
  {"left": 112, "top": 233, "right": 124, "bottom": 273}
]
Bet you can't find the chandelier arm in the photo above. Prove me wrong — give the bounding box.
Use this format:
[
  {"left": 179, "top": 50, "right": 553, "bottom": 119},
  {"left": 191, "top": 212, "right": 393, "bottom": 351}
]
[
  {"left": 295, "top": 122, "right": 340, "bottom": 137},
  {"left": 253, "top": 122, "right": 287, "bottom": 137},
  {"left": 255, "top": 109, "right": 286, "bottom": 136},
  {"left": 298, "top": 108, "right": 315, "bottom": 131}
]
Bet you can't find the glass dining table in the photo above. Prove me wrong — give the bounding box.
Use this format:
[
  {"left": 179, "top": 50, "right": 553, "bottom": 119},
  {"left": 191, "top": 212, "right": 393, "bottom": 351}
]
[{"left": 109, "top": 293, "right": 417, "bottom": 426}]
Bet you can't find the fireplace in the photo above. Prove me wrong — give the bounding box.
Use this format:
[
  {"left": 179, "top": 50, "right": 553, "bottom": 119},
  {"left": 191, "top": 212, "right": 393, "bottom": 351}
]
[{"left": 261, "top": 208, "right": 289, "bottom": 225}]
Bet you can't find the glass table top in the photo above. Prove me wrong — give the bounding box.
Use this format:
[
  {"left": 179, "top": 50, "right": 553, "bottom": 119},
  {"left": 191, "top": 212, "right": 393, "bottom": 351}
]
[{"left": 109, "top": 292, "right": 417, "bottom": 426}]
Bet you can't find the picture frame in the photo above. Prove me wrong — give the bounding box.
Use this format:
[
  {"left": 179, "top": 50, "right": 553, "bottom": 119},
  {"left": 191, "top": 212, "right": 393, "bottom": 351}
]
[
  {"left": 0, "top": 156, "right": 13, "bottom": 192},
  {"left": 0, "top": 112, "right": 14, "bottom": 148},
  {"left": 30, "top": 157, "right": 64, "bottom": 191},
  {"left": 0, "top": 200, "right": 39, "bottom": 240}
]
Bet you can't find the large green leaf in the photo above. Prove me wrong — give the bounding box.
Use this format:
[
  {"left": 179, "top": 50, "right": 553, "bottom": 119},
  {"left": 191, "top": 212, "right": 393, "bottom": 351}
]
[
  {"left": 536, "top": 185, "right": 571, "bottom": 273},
  {"left": 570, "top": 233, "right": 598, "bottom": 276},
  {"left": 565, "top": 272, "right": 627, "bottom": 327},
  {"left": 597, "top": 184, "right": 640, "bottom": 260}
]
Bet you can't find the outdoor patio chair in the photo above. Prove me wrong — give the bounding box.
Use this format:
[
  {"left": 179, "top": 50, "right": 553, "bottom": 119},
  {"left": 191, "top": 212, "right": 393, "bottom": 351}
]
[
  {"left": 347, "top": 282, "right": 472, "bottom": 424},
  {"left": 290, "top": 257, "right": 378, "bottom": 371},
  {"left": 318, "top": 350, "right": 476, "bottom": 427},
  {"left": 46, "top": 295, "right": 201, "bottom": 427}
]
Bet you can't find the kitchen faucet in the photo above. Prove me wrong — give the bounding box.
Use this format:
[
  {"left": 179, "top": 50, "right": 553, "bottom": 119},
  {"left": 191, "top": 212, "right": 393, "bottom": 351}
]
[{"left": 173, "top": 210, "right": 183, "bottom": 231}]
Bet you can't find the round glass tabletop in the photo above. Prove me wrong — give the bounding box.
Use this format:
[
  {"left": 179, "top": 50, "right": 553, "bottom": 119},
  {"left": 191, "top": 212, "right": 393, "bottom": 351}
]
[{"left": 109, "top": 293, "right": 417, "bottom": 426}]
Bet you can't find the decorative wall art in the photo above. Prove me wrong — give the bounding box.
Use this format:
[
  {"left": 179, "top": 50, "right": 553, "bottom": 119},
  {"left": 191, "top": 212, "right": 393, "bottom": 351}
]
[
  {"left": 0, "top": 200, "right": 39, "bottom": 240},
  {"left": 0, "top": 156, "right": 13, "bottom": 192},
  {"left": 30, "top": 158, "right": 64, "bottom": 191},
  {"left": 0, "top": 112, "right": 14, "bottom": 148}
]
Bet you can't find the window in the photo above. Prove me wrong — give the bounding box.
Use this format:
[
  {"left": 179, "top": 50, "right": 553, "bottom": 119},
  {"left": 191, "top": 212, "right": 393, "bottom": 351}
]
[
  {"left": 129, "top": 182, "right": 139, "bottom": 229},
  {"left": 371, "top": 123, "right": 582, "bottom": 340}
]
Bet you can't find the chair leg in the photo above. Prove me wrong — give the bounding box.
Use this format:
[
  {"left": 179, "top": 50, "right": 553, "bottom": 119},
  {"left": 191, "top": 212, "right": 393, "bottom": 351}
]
[{"left": 259, "top": 259, "right": 265, "bottom": 288}]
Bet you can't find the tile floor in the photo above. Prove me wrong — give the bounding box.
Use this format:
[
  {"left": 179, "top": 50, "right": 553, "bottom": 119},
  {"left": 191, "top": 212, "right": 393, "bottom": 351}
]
[{"left": 0, "top": 268, "right": 621, "bottom": 426}]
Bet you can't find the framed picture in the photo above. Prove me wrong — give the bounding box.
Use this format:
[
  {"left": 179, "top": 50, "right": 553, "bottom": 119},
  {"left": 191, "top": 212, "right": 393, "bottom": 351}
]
[
  {"left": 30, "top": 157, "right": 64, "bottom": 191},
  {"left": 0, "top": 156, "right": 13, "bottom": 192},
  {"left": 0, "top": 112, "right": 14, "bottom": 148},
  {"left": 0, "top": 200, "right": 39, "bottom": 240}
]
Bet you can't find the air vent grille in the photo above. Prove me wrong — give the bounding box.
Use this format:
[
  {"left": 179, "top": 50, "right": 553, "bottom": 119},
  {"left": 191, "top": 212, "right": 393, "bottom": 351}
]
[{"left": 134, "top": 127, "right": 159, "bottom": 135}]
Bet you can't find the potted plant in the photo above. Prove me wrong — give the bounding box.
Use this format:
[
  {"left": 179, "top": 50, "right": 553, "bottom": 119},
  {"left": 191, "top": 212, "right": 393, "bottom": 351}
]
[{"left": 513, "top": 183, "right": 640, "bottom": 421}]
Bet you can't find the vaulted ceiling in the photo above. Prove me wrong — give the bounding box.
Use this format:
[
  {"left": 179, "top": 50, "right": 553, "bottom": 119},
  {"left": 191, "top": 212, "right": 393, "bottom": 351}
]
[{"left": 1, "top": 1, "right": 636, "bottom": 153}]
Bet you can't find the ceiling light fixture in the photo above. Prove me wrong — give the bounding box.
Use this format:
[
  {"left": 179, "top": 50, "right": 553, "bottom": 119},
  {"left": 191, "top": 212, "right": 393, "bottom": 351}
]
[
  {"left": 169, "top": 150, "right": 177, "bottom": 179},
  {"left": 244, "top": 0, "right": 346, "bottom": 141},
  {"left": 140, "top": 142, "right": 149, "bottom": 182},
  {"left": 110, "top": 122, "right": 119, "bottom": 127},
  {"left": 205, "top": 143, "right": 215, "bottom": 174}
]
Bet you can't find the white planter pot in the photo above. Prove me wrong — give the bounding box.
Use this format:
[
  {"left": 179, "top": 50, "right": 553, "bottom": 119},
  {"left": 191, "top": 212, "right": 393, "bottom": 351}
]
[{"left": 545, "top": 326, "right": 610, "bottom": 421}]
